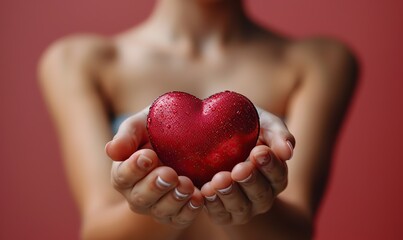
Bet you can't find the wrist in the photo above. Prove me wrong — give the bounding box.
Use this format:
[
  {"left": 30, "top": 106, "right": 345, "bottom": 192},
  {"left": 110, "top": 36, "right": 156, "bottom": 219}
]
[{"left": 220, "top": 198, "right": 313, "bottom": 240}]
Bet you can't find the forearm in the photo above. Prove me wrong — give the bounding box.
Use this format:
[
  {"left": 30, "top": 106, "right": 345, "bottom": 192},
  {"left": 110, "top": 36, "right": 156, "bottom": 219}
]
[
  {"left": 221, "top": 198, "right": 313, "bottom": 240},
  {"left": 81, "top": 201, "right": 184, "bottom": 240}
]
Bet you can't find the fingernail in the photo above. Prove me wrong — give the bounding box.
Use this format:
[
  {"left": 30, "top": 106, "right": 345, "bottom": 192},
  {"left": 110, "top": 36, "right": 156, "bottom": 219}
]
[
  {"left": 205, "top": 194, "right": 217, "bottom": 202},
  {"left": 256, "top": 152, "right": 271, "bottom": 166},
  {"left": 217, "top": 184, "right": 233, "bottom": 195},
  {"left": 156, "top": 176, "right": 172, "bottom": 189},
  {"left": 174, "top": 188, "right": 190, "bottom": 200},
  {"left": 286, "top": 140, "right": 294, "bottom": 159},
  {"left": 237, "top": 173, "right": 253, "bottom": 183},
  {"left": 137, "top": 155, "right": 152, "bottom": 171},
  {"left": 188, "top": 200, "right": 201, "bottom": 210}
]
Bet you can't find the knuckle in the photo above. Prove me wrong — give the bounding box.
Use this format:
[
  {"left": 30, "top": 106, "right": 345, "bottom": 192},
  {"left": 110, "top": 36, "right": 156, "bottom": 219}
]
[
  {"left": 112, "top": 174, "right": 130, "bottom": 189},
  {"left": 272, "top": 179, "right": 288, "bottom": 195},
  {"left": 210, "top": 211, "right": 231, "bottom": 225},
  {"left": 227, "top": 203, "right": 252, "bottom": 216},
  {"left": 112, "top": 164, "right": 132, "bottom": 189},
  {"left": 173, "top": 216, "right": 191, "bottom": 226},
  {"left": 249, "top": 189, "right": 270, "bottom": 203},
  {"left": 271, "top": 174, "right": 286, "bottom": 186},
  {"left": 254, "top": 200, "right": 274, "bottom": 215},
  {"left": 153, "top": 216, "right": 171, "bottom": 225},
  {"left": 151, "top": 205, "right": 174, "bottom": 219},
  {"left": 130, "top": 192, "right": 152, "bottom": 209},
  {"left": 270, "top": 164, "right": 288, "bottom": 185},
  {"left": 129, "top": 203, "right": 144, "bottom": 213},
  {"left": 234, "top": 216, "right": 252, "bottom": 225}
]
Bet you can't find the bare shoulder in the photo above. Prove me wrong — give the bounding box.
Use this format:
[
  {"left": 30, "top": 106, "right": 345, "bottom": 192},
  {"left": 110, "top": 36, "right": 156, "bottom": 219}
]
[
  {"left": 288, "top": 36, "right": 359, "bottom": 87},
  {"left": 38, "top": 33, "right": 116, "bottom": 84},
  {"left": 290, "top": 37, "right": 358, "bottom": 65}
]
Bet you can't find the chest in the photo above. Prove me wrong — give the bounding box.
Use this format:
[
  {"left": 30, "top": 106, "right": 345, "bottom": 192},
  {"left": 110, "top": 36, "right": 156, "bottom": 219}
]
[{"left": 101, "top": 46, "right": 296, "bottom": 116}]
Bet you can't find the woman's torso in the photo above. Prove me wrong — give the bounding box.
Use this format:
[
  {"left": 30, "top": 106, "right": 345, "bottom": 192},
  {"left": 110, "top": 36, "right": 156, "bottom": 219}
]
[{"left": 91, "top": 23, "right": 300, "bottom": 239}]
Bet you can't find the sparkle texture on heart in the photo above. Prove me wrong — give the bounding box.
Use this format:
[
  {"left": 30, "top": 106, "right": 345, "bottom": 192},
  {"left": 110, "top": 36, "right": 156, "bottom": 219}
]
[{"left": 147, "top": 91, "right": 260, "bottom": 188}]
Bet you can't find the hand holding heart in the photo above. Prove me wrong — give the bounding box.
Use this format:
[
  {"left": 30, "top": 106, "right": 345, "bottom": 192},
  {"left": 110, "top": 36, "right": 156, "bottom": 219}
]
[{"left": 105, "top": 92, "right": 295, "bottom": 226}]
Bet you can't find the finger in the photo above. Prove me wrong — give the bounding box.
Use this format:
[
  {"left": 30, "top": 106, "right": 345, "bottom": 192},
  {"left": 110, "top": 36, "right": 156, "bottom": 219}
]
[
  {"left": 201, "top": 182, "right": 231, "bottom": 225},
  {"left": 257, "top": 108, "right": 295, "bottom": 161},
  {"left": 105, "top": 108, "right": 149, "bottom": 161},
  {"left": 250, "top": 145, "right": 288, "bottom": 196},
  {"left": 231, "top": 161, "right": 274, "bottom": 215},
  {"left": 111, "top": 149, "right": 159, "bottom": 191},
  {"left": 150, "top": 176, "right": 194, "bottom": 223},
  {"left": 171, "top": 187, "right": 204, "bottom": 228},
  {"left": 209, "top": 172, "right": 253, "bottom": 225},
  {"left": 128, "top": 166, "right": 178, "bottom": 214}
]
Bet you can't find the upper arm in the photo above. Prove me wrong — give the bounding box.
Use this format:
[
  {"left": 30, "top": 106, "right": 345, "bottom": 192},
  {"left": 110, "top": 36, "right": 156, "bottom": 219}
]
[
  {"left": 281, "top": 38, "right": 359, "bottom": 217},
  {"left": 39, "top": 35, "right": 185, "bottom": 240},
  {"left": 38, "top": 35, "right": 121, "bottom": 215}
]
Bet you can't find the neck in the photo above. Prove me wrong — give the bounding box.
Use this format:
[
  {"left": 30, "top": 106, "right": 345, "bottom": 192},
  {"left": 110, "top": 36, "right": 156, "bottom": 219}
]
[{"left": 147, "top": 0, "right": 250, "bottom": 44}]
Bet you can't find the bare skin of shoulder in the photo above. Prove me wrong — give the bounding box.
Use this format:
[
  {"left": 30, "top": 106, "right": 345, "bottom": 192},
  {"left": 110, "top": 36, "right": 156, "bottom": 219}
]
[{"left": 39, "top": 1, "right": 357, "bottom": 239}]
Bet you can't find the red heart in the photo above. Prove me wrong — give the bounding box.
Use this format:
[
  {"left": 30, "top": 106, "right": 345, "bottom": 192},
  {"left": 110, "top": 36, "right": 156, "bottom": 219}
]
[{"left": 147, "top": 91, "right": 260, "bottom": 188}]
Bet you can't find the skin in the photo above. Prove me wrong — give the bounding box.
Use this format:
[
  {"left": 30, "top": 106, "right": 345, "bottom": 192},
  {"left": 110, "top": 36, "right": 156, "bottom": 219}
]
[{"left": 38, "top": 0, "right": 358, "bottom": 239}]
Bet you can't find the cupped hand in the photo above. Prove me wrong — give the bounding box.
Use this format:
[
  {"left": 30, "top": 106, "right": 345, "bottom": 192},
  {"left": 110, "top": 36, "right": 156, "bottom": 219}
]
[
  {"left": 105, "top": 108, "right": 204, "bottom": 228},
  {"left": 201, "top": 108, "right": 295, "bottom": 225}
]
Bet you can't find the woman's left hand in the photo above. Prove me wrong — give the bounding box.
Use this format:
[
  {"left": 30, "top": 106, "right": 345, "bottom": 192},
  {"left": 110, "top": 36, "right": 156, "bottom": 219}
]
[{"left": 200, "top": 108, "right": 295, "bottom": 225}]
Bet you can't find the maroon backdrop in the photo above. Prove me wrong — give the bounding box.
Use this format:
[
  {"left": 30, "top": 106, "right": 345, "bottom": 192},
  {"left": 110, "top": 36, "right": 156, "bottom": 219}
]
[{"left": 1, "top": 0, "right": 402, "bottom": 239}]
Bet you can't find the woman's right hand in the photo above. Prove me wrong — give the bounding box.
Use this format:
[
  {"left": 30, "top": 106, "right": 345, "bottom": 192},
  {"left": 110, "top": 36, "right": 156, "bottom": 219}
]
[{"left": 105, "top": 108, "right": 204, "bottom": 229}]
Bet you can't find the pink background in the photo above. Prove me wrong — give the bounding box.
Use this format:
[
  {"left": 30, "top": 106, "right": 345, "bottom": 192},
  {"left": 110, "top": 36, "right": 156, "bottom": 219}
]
[{"left": 1, "top": 0, "right": 402, "bottom": 239}]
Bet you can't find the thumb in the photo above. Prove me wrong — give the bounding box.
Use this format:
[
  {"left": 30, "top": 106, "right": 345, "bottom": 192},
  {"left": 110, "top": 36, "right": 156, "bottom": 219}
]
[{"left": 105, "top": 108, "right": 149, "bottom": 161}]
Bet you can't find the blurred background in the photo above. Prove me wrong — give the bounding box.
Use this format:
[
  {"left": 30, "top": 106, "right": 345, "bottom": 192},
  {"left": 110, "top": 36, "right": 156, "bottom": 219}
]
[{"left": 1, "top": 0, "right": 402, "bottom": 239}]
